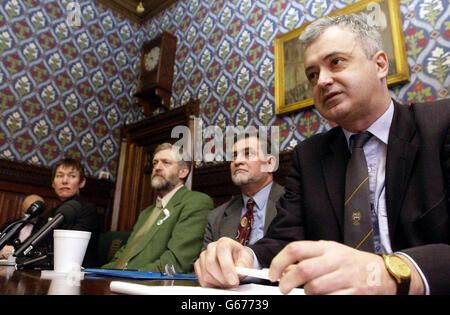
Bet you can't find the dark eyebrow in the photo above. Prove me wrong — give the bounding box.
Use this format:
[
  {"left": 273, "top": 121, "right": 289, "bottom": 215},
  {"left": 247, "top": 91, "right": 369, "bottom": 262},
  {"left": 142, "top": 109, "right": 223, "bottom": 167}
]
[
  {"left": 304, "top": 51, "right": 349, "bottom": 74},
  {"left": 233, "top": 146, "right": 250, "bottom": 154},
  {"left": 305, "top": 64, "right": 315, "bottom": 74},
  {"left": 153, "top": 158, "right": 171, "bottom": 163}
]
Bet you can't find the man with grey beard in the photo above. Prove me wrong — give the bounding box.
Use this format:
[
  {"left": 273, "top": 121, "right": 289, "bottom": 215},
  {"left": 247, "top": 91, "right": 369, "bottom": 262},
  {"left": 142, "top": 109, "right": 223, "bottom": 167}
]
[
  {"left": 103, "top": 143, "right": 213, "bottom": 273},
  {"left": 200, "top": 134, "right": 284, "bottom": 250}
]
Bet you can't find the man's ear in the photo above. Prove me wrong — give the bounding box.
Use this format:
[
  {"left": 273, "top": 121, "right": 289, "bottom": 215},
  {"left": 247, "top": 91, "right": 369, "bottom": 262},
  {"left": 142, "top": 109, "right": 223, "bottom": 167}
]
[
  {"left": 79, "top": 177, "right": 86, "bottom": 189},
  {"left": 261, "top": 155, "right": 277, "bottom": 173},
  {"left": 178, "top": 165, "right": 190, "bottom": 180},
  {"left": 373, "top": 50, "right": 389, "bottom": 80}
]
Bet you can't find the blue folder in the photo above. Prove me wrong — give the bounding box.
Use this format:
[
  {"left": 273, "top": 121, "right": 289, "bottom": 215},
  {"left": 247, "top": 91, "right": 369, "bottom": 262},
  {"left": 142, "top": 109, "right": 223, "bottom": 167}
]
[{"left": 82, "top": 268, "right": 197, "bottom": 281}]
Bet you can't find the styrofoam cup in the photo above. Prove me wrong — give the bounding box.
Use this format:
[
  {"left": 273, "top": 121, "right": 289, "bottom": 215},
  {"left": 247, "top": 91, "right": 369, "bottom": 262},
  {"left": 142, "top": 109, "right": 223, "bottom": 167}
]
[
  {"left": 53, "top": 229, "right": 91, "bottom": 272},
  {"left": 48, "top": 276, "right": 80, "bottom": 295}
]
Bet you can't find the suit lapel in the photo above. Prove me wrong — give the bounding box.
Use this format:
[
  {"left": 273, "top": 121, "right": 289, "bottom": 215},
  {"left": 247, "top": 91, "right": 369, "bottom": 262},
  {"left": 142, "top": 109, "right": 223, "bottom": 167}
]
[
  {"left": 130, "top": 186, "right": 186, "bottom": 259},
  {"left": 264, "top": 182, "right": 282, "bottom": 233},
  {"left": 221, "top": 196, "right": 243, "bottom": 239},
  {"left": 320, "top": 129, "right": 350, "bottom": 234},
  {"left": 385, "top": 102, "right": 419, "bottom": 236}
]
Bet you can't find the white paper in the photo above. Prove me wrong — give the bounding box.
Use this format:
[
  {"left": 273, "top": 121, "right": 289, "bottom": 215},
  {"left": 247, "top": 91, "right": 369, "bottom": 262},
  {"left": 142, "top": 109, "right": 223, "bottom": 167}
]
[
  {"left": 110, "top": 281, "right": 304, "bottom": 295},
  {"left": 236, "top": 267, "right": 271, "bottom": 280}
]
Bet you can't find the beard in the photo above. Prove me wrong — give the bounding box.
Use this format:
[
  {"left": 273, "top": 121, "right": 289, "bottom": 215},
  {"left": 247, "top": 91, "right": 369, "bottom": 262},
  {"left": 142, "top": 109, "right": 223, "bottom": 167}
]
[
  {"left": 151, "top": 171, "right": 179, "bottom": 192},
  {"left": 231, "top": 169, "right": 255, "bottom": 186}
]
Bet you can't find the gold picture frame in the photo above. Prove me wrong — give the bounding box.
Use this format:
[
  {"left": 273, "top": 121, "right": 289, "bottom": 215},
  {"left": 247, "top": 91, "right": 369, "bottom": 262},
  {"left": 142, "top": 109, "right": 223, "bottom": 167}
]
[{"left": 274, "top": 0, "right": 409, "bottom": 115}]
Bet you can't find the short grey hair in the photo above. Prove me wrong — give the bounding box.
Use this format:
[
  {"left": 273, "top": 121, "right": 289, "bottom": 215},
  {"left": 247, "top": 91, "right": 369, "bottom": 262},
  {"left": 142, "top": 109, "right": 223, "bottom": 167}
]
[
  {"left": 299, "top": 13, "right": 383, "bottom": 59},
  {"left": 153, "top": 142, "right": 191, "bottom": 171}
]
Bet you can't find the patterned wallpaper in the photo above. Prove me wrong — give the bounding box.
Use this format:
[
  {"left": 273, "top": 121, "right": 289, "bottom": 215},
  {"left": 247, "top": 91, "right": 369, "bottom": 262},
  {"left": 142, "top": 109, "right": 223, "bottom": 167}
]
[
  {"left": 150, "top": 0, "right": 449, "bottom": 157},
  {"left": 0, "top": 0, "right": 448, "bottom": 180},
  {"left": 0, "top": 0, "right": 143, "bottom": 180}
]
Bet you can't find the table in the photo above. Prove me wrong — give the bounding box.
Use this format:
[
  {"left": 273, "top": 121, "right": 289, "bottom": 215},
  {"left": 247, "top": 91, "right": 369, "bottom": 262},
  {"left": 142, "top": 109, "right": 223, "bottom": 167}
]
[
  {"left": 0, "top": 266, "right": 195, "bottom": 295},
  {"left": 0, "top": 266, "right": 113, "bottom": 294}
]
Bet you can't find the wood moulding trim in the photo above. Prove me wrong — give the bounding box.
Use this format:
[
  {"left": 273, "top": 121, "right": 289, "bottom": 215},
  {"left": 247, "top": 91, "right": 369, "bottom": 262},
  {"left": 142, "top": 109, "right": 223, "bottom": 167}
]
[
  {"left": 95, "top": 0, "right": 179, "bottom": 25},
  {"left": 0, "top": 158, "right": 52, "bottom": 189},
  {"left": 121, "top": 100, "right": 199, "bottom": 145}
]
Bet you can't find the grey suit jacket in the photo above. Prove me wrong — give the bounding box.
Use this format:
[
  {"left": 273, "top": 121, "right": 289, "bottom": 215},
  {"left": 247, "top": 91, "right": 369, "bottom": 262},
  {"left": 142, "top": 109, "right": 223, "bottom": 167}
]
[{"left": 202, "top": 181, "right": 284, "bottom": 250}]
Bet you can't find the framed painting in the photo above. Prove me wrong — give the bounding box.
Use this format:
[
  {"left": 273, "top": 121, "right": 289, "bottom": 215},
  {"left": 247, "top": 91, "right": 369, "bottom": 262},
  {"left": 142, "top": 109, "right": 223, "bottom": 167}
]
[{"left": 274, "top": 0, "right": 409, "bottom": 115}]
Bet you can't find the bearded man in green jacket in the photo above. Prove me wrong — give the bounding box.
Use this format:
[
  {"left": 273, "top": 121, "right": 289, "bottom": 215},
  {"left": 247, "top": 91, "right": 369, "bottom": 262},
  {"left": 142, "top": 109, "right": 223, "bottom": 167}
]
[{"left": 103, "top": 143, "right": 213, "bottom": 273}]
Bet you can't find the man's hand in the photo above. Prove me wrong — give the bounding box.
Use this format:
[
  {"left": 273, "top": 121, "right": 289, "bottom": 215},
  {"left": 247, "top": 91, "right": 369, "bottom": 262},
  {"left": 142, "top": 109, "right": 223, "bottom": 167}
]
[
  {"left": 194, "top": 237, "right": 254, "bottom": 288},
  {"left": 269, "top": 240, "right": 402, "bottom": 295}
]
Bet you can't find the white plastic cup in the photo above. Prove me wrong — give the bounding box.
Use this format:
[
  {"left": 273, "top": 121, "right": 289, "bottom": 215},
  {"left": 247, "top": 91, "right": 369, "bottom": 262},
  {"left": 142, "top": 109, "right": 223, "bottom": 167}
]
[
  {"left": 48, "top": 276, "right": 80, "bottom": 295},
  {"left": 53, "top": 229, "right": 91, "bottom": 273}
]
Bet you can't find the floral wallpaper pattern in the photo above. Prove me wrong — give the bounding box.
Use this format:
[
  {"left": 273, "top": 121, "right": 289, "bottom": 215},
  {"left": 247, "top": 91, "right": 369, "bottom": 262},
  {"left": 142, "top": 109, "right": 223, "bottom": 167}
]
[{"left": 0, "top": 0, "right": 448, "bottom": 180}]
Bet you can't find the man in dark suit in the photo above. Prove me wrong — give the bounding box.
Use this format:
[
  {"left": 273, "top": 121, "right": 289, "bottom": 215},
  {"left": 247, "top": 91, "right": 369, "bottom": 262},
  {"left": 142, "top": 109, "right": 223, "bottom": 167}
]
[
  {"left": 201, "top": 134, "right": 284, "bottom": 250},
  {"left": 194, "top": 14, "right": 449, "bottom": 294}
]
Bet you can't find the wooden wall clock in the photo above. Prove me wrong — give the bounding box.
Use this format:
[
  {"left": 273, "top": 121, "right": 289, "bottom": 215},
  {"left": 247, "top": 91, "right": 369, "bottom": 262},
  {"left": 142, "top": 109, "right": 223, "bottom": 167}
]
[{"left": 135, "top": 31, "right": 177, "bottom": 115}]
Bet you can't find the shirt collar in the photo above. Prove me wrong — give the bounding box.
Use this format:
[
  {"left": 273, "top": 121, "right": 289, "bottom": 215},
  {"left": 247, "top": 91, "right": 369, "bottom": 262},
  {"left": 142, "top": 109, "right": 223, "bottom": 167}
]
[
  {"left": 242, "top": 181, "right": 273, "bottom": 210},
  {"left": 342, "top": 100, "right": 394, "bottom": 148},
  {"left": 157, "top": 184, "right": 184, "bottom": 208}
]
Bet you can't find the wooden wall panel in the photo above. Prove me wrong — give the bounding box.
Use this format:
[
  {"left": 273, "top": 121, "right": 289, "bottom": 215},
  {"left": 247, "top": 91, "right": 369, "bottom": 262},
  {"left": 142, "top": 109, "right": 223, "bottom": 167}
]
[{"left": 191, "top": 151, "right": 293, "bottom": 207}]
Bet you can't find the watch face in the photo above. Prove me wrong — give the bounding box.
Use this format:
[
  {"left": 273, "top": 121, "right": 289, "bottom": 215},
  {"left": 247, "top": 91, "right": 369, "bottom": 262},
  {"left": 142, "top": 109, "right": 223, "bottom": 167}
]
[
  {"left": 387, "top": 255, "right": 411, "bottom": 278},
  {"left": 144, "top": 46, "right": 160, "bottom": 72}
]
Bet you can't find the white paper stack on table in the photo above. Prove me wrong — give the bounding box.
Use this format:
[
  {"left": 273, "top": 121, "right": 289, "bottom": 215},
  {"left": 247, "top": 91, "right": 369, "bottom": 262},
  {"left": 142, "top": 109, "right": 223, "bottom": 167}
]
[
  {"left": 110, "top": 267, "right": 305, "bottom": 295},
  {"left": 110, "top": 282, "right": 305, "bottom": 295}
]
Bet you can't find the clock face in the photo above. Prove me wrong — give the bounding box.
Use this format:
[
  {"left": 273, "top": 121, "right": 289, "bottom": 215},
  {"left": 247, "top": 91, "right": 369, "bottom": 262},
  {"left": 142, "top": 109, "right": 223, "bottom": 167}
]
[{"left": 144, "top": 46, "right": 161, "bottom": 72}]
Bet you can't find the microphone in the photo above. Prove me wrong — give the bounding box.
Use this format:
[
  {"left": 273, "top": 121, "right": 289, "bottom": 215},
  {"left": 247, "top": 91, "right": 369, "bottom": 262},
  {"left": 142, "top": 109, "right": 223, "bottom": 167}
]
[
  {"left": 14, "top": 199, "right": 80, "bottom": 257},
  {"left": 0, "top": 200, "right": 46, "bottom": 251}
]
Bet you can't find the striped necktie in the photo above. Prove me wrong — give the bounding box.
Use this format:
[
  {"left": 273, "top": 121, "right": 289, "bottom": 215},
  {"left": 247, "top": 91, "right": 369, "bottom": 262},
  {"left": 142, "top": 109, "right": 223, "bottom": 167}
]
[{"left": 344, "top": 132, "right": 375, "bottom": 252}]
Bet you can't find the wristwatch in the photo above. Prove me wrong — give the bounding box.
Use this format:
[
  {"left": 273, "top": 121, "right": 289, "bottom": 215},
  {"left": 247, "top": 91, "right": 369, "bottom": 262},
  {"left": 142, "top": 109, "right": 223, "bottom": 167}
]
[{"left": 381, "top": 254, "right": 411, "bottom": 295}]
